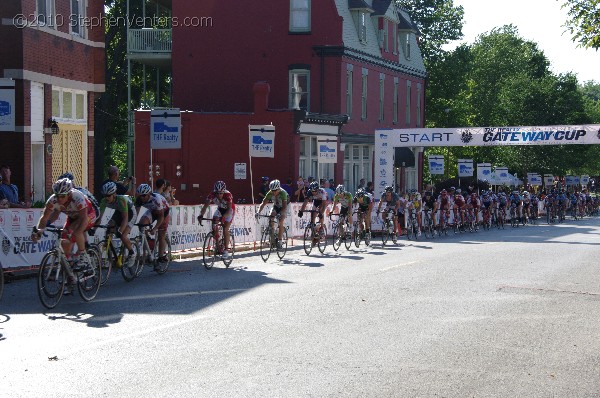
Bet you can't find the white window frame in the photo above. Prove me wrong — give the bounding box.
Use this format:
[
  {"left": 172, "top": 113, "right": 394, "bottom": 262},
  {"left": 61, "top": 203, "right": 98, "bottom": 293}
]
[
  {"left": 343, "top": 144, "right": 372, "bottom": 192},
  {"left": 346, "top": 65, "right": 353, "bottom": 118},
  {"left": 299, "top": 136, "right": 333, "bottom": 180},
  {"left": 289, "top": 69, "right": 310, "bottom": 111},
  {"left": 36, "top": 0, "right": 56, "bottom": 28},
  {"left": 416, "top": 83, "right": 422, "bottom": 127},
  {"left": 290, "top": 0, "right": 311, "bottom": 32},
  {"left": 52, "top": 87, "right": 87, "bottom": 123},
  {"left": 379, "top": 73, "right": 385, "bottom": 122},
  {"left": 383, "top": 20, "right": 389, "bottom": 52},
  {"left": 400, "top": 32, "right": 411, "bottom": 60},
  {"left": 70, "top": 0, "right": 86, "bottom": 38},
  {"left": 361, "top": 68, "right": 368, "bottom": 120},
  {"left": 405, "top": 80, "right": 412, "bottom": 126},
  {"left": 392, "top": 24, "right": 398, "bottom": 55},
  {"left": 359, "top": 12, "right": 367, "bottom": 43},
  {"left": 393, "top": 77, "right": 398, "bottom": 124}
]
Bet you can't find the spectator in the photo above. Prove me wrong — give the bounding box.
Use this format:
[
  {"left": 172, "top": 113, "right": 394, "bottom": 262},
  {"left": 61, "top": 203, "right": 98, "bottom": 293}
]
[
  {"left": 281, "top": 178, "right": 293, "bottom": 198},
  {"left": 258, "top": 176, "right": 269, "bottom": 202},
  {"left": 0, "top": 165, "right": 30, "bottom": 208},
  {"left": 357, "top": 178, "right": 366, "bottom": 190},
  {"left": 323, "top": 180, "right": 335, "bottom": 202},
  {"left": 163, "top": 180, "right": 179, "bottom": 206},
  {"left": 102, "top": 165, "right": 136, "bottom": 196},
  {"left": 366, "top": 181, "right": 374, "bottom": 195},
  {"left": 295, "top": 176, "right": 305, "bottom": 202}
]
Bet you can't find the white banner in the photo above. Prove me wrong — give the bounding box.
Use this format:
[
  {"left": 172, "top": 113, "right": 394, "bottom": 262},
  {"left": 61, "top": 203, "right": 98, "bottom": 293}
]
[
  {"left": 428, "top": 155, "right": 445, "bottom": 175},
  {"left": 477, "top": 163, "right": 492, "bottom": 181},
  {"left": 234, "top": 163, "right": 246, "bottom": 180},
  {"left": 458, "top": 159, "right": 473, "bottom": 177},
  {"left": 150, "top": 109, "right": 181, "bottom": 149},
  {"left": 544, "top": 174, "right": 555, "bottom": 186},
  {"left": 317, "top": 137, "right": 337, "bottom": 164},
  {"left": 528, "top": 174, "right": 542, "bottom": 186},
  {"left": 249, "top": 125, "right": 275, "bottom": 158},
  {"left": 495, "top": 167, "right": 510, "bottom": 184},
  {"left": 0, "top": 78, "right": 15, "bottom": 132},
  {"left": 581, "top": 175, "right": 590, "bottom": 185}
]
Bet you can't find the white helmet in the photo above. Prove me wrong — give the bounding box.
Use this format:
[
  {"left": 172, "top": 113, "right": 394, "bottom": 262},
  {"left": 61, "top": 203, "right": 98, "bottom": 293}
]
[
  {"left": 101, "top": 181, "right": 117, "bottom": 196},
  {"left": 136, "top": 183, "right": 152, "bottom": 195},
  {"left": 52, "top": 178, "right": 73, "bottom": 195},
  {"left": 214, "top": 180, "right": 226, "bottom": 193},
  {"left": 269, "top": 179, "right": 281, "bottom": 190},
  {"left": 335, "top": 184, "right": 345, "bottom": 195}
]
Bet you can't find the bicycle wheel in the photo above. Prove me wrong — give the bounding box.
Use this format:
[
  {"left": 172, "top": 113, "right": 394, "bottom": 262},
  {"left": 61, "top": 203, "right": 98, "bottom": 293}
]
[
  {"left": 303, "top": 226, "right": 313, "bottom": 255},
  {"left": 260, "top": 228, "right": 272, "bottom": 262},
  {"left": 407, "top": 222, "right": 415, "bottom": 240},
  {"left": 152, "top": 235, "right": 172, "bottom": 275},
  {"left": 381, "top": 222, "right": 389, "bottom": 246},
  {"left": 95, "top": 240, "right": 113, "bottom": 287},
  {"left": 121, "top": 241, "right": 140, "bottom": 282},
  {"left": 134, "top": 237, "right": 147, "bottom": 277},
  {"left": 202, "top": 233, "right": 217, "bottom": 269},
  {"left": 276, "top": 229, "right": 288, "bottom": 260},
  {"left": 222, "top": 234, "right": 235, "bottom": 268},
  {"left": 331, "top": 224, "right": 341, "bottom": 252},
  {"left": 77, "top": 248, "right": 101, "bottom": 302},
  {"left": 344, "top": 229, "right": 352, "bottom": 250},
  {"left": 38, "top": 251, "right": 66, "bottom": 309},
  {"left": 353, "top": 223, "right": 361, "bottom": 248},
  {"left": 424, "top": 219, "right": 433, "bottom": 239},
  {"left": 364, "top": 229, "right": 371, "bottom": 246},
  {"left": 317, "top": 224, "right": 327, "bottom": 254}
]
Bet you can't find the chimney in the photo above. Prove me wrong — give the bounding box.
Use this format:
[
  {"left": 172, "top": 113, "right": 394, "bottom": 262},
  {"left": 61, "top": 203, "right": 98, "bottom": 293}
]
[{"left": 253, "top": 81, "right": 270, "bottom": 113}]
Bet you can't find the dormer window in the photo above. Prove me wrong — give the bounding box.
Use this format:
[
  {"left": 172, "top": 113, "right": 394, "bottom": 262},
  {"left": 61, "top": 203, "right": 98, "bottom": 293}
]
[
  {"left": 399, "top": 32, "right": 411, "bottom": 59},
  {"left": 349, "top": 1, "right": 373, "bottom": 44},
  {"left": 290, "top": 0, "right": 311, "bottom": 33},
  {"left": 359, "top": 12, "right": 367, "bottom": 43}
]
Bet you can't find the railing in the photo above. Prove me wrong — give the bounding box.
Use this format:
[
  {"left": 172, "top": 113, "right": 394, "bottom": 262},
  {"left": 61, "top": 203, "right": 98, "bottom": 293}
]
[{"left": 128, "top": 28, "right": 172, "bottom": 53}]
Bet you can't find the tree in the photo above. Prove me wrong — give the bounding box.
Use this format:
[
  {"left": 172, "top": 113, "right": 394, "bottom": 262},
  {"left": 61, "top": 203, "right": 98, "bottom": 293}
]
[
  {"left": 562, "top": 0, "right": 600, "bottom": 50},
  {"left": 396, "top": 0, "right": 465, "bottom": 64}
]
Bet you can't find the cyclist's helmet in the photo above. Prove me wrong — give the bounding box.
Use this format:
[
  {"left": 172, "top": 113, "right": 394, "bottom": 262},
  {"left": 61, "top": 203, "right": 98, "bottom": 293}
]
[
  {"left": 269, "top": 179, "right": 281, "bottom": 191},
  {"left": 58, "top": 171, "right": 75, "bottom": 181},
  {"left": 136, "top": 183, "right": 152, "bottom": 195},
  {"left": 441, "top": 189, "right": 447, "bottom": 195},
  {"left": 356, "top": 189, "right": 365, "bottom": 198},
  {"left": 455, "top": 188, "right": 462, "bottom": 194},
  {"left": 384, "top": 185, "right": 394, "bottom": 193},
  {"left": 309, "top": 181, "right": 319, "bottom": 191},
  {"left": 52, "top": 178, "right": 72, "bottom": 195},
  {"left": 335, "top": 184, "right": 345, "bottom": 195},
  {"left": 101, "top": 181, "right": 117, "bottom": 196},
  {"left": 214, "top": 180, "right": 226, "bottom": 193},
  {"left": 450, "top": 186, "right": 456, "bottom": 191}
]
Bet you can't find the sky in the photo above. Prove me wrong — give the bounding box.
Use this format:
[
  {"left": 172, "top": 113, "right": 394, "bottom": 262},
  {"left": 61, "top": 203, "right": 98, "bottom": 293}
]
[{"left": 443, "top": 0, "right": 600, "bottom": 83}]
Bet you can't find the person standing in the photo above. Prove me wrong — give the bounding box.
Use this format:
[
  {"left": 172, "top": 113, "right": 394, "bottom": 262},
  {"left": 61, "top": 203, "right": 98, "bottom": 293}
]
[
  {"left": 102, "top": 165, "right": 136, "bottom": 196},
  {"left": 0, "top": 165, "right": 30, "bottom": 208}
]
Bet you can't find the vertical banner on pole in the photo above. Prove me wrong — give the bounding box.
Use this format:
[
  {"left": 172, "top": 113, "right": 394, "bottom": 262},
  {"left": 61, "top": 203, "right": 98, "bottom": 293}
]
[
  {"left": 249, "top": 125, "right": 275, "bottom": 158},
  {"left": 317, "top": 137, "right": 337, "bottom": 163},
  {"left": 150, "top": 109, "right": 181, "bottom": 149},
  {"left": 458, "top": 159, "right": 473, "bottom": 178},
  {"left": 476, "top": 163, "right": 491, "bottom": 181},
  {"left": 495, "top": 167, "right": 509, "bottom": 185},
  {"left": 581, "top": 175, "right": 590, "bottom": 186},
  {"left": 428, "top": 155, "right": 444, "bottom": 175},
  {"left": 544, "top": 174, "right": 555, "bottom": 187}
]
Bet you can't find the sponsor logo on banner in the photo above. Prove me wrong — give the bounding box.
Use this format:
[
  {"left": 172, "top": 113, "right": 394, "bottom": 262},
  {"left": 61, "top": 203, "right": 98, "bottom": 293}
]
[
  {"left": 380, "top": 169, "right": 387, "bottom": 177},
  {"left": 379, "top": 134, "right": 388, "bottom": 140},
  {"left": 249, "top": 125, "right": 275, "bottom": 158},
  {"left": 2, "top": 236, "right": 10, "bottom": 255},
  {"left": 482, "top": 127, "right": 586, "bottom": 144},
  {"left": 0, "top": 212, "right": 5, "bottom": 226},
  {"left": 460, "top": 129, "right": 473, "bottom": 144},
  {"left": 25, "top": 211, "right": 35, "bottom": 227},
  {"left": 380, "top": 158, "right": 387, "bottom": 165},
  {"left": 11, "top": 211, "right": 20, "bottom": 231}
]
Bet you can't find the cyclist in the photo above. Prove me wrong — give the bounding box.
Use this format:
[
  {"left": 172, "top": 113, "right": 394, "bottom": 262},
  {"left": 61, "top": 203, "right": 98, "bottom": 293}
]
[
  {"left": 31, "top": 178, "right": 97, "bottom": 289},
  {"left": 522, "top": 191, "right": 532, "bottom": 222},
  {"left": 198, "top": 181, "right": 235, "bottom": 258},
  {"left": 434, "top": 189, "right": 451, "bottom": 229},
  {"left": 509, "top": 190, "right": 523, "bottom": 223},
  {"left": 94, "top": 181, "right": 137, "bottom": 268},
  {"left": 135, "top": 183, "right": 170, "bottom": 267},
  {"left": 256, "top": 179, "right": 288, "bottom": 248},
  {"left": 453, "top": 188, "right": 466, "bottom": 226},
  {"left": 480, "top": 190, "right": 493, "bottom": 225},
  {"left": 353, "top": 188, "right": 373, "bottom": 237},
  {"left": 465, "top": 192, "right": 481, "bottom": 225},
  {"left": 422, "top": 190, "right": 437, "bottom": 229},
  {"left": 331, "top": 184, "right": 353, "bottom": 245},
  {"left": 376, "top": 186, "right": 400, "bottom": 238},
  {"left": 298, "top": 181, "right": 328, "bottom": 245},
  {"left": 58, "top": 171, "right": 100, "bottom": 219},
  {"left": 405, "top": 189, "right": 422, "bottom": 236}
]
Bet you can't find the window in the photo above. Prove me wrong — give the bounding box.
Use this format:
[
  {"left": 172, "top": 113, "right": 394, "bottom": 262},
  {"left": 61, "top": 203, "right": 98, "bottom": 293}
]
[
  {"left": 393, "top": 77, "right": 398, "bottom": 124},
  {"left": 298, "top": 136, "right": 333, "bottom": 181},
  {"left": 400, "top": 32, "right": 411, "bottom": 59},
  {"left": 383, "top": 21, "right": 388, "bottom": 52},
  {"left": 416, "top": 83, "right": 422, "bottom": 127},
  {"left": 359, "top": 12, "right": 367, "bottom": 43},
  {"left": 52, "top": 87, "right": 87, "bottom": 121},
  {"left": 290, "top": 0, "right": 310, "bottom": 32},
  {"left": 406, "top": 80, "right": 411, "bottom": 126},
  {"left": 361, "top": 69, "right": 368, "bottom": 120},
  {"left": 392, "top": 24, "right": 398, "bottom": 55},
  {"left": 289, "top": 70, "right": 310, "bottom": 111},
  {"left": 346, "top": 65, "right": 353, "bottom": 118},
  {"left": 71, "top": 0, "right": 85, "bottom": 37},
  {"left": 343, "top": 144, "right": 372, "bottom": 192},
  {"left": 379, "top": 73, "right": 385, "bottom": 121},
  {"left": 36, "top": 0, "right": 56, "bottom": 27}
]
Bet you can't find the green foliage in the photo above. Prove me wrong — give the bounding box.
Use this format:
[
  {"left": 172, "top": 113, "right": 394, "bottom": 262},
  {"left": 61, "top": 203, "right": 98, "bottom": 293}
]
[{"left": 562, "top": 0, "right": 600, "bottom": 50}]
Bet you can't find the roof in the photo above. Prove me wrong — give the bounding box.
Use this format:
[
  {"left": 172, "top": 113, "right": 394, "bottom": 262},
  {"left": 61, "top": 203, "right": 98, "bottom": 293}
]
[
  {"left": 348, "top": 0, "right": 374, "bottom": 11},
  {"left": 370, "top": 0, "right": 393, "bottom": 16},
  {"left": 398, "top": 11, "right": 421, "bottom": 35}
]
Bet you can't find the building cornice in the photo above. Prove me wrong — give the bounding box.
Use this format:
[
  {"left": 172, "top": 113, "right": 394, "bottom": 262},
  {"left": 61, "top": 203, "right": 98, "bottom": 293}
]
[{"left": 2, "top": 69, "right": 105, "bottom": 93}]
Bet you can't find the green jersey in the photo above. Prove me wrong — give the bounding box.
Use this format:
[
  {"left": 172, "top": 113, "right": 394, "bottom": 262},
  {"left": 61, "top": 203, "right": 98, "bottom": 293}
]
[
  {"left": 264, "top": 189, "right": 289, "bottom": 207},
  {"left": 333, "top": 192, "right": 353, "bottom": 208}
]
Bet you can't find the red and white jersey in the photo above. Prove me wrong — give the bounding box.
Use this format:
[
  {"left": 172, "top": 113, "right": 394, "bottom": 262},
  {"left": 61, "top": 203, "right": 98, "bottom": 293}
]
[
  {"left": 46, "top": 189, "right": 93, "bottom": 218},
  {"left": 206, "top": 190, "right": 235, "bottom": 211}
]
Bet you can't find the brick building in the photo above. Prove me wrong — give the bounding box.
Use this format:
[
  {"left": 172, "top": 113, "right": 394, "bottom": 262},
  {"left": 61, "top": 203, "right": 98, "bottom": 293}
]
[
  {"left": 0, "top": 0, "right": 105, "bottom": 202},
  {"left": 133, "top": 0, "right": 426, "bottom": 202}
]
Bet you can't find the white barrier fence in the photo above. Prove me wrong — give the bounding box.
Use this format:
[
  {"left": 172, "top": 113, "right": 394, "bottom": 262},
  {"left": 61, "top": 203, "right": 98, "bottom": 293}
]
[{"left": 0, "top": 202, "right": 546, "bottom": 269}]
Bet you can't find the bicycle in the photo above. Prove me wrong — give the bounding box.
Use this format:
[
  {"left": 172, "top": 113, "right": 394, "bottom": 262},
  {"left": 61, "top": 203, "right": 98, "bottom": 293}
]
[
  {"left": 380, "top": 209, "right": 397, "bottom": 246},
  {"left": 406, "top": 208, "right": 419, "bottom": 240},
  {"left": 200, "top": 218, "right": 235, "bottom": 269},
  {"left": 300, "top": 210, "right": 327, "bottom": 255},
  {"left": 353, "top": 210, "right": 371, "bottom": 248},
  {"left": 465, "top": 208, "right": 478, "bottom": 232},
  {"left": 132, "top": 223, "right": 172, "bottom": 276},
  {"left": 437, "top": 209, "right": 450, "bottom": 237},
  {"left": 37, "top": 225, "right": 101, "bottom": 309},
  {"left": 509, "top": 205, "right": 520, "bottom": 228},
  {"left": 422, "top": 208, "right": 435, "bottom": 239},
  {"left": 92, "top": 225, "right": 140, "bottom": 284},
  {"left": 257, "top": 213, "right": 288, "bottom": 261},
  {"left": 481, "top": 207, "right": 492, "bottom": 231},
  {"left": 330, "top": 213, "right": 353, "bottom": 251}
]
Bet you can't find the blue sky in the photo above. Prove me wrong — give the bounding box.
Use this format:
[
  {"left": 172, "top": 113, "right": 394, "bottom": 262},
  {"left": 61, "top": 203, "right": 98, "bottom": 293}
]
[{"left": 443, "top": 0, "right": 600, "bottom": 83}]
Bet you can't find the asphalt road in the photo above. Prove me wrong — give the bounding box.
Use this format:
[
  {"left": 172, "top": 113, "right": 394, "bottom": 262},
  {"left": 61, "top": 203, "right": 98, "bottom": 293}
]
[{"left": 2, "top": 217, "right": 600, "bottom": 398}]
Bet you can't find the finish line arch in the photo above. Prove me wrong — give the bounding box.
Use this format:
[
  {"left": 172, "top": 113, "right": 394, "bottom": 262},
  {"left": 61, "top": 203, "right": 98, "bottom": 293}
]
[{"left": 374, "top": 124, "right": 600, "bottom": 192}]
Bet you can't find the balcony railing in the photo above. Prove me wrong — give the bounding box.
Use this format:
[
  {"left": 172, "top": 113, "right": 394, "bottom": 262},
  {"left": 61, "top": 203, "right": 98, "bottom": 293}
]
[{"left": 128, "top": 28, "right": 172, "bottom": 53}]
